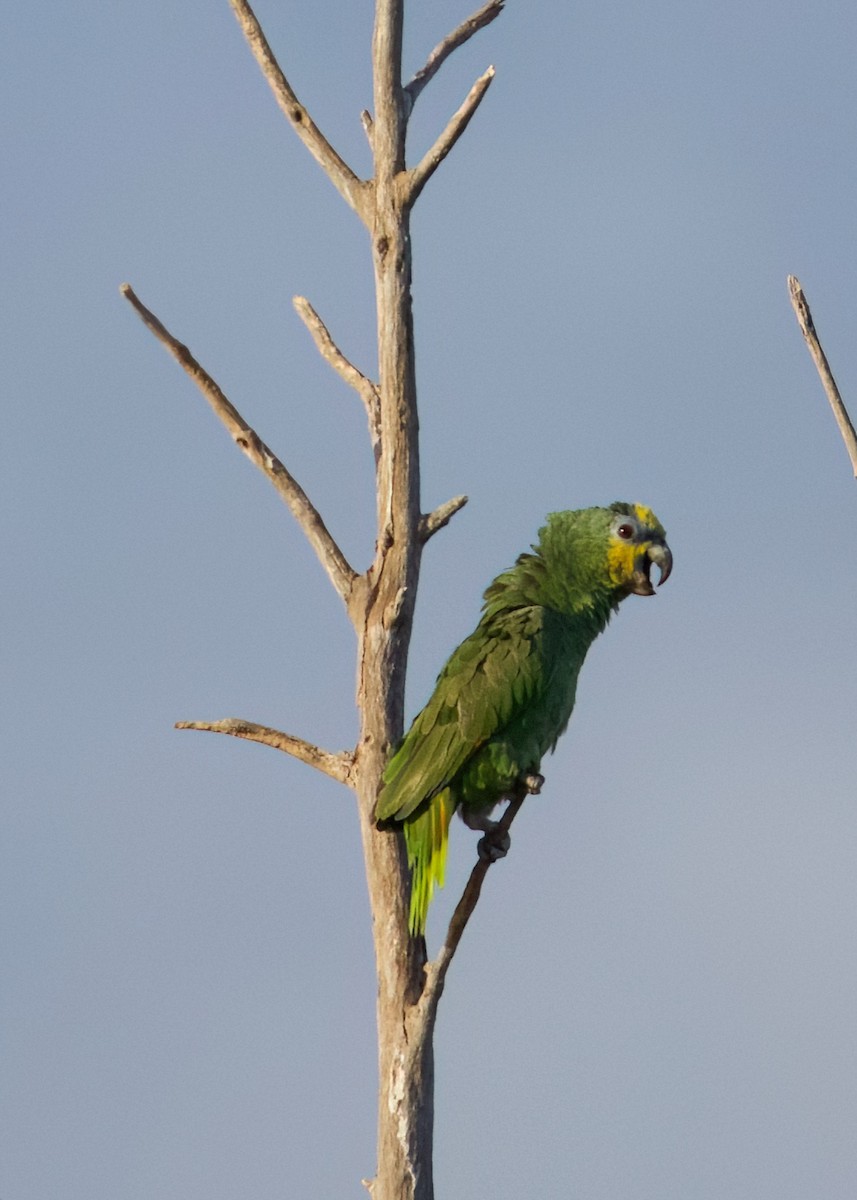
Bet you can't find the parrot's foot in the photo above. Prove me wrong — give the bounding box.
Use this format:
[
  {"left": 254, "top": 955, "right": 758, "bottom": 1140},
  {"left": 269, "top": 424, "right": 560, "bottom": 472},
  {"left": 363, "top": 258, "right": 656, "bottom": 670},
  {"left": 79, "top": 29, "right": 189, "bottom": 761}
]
[
  {"left": 477, "top": 823, "right": 511, "bottom": 862},
  {"left": 522, "top": 772, "right": 544, "bottom": 795}
]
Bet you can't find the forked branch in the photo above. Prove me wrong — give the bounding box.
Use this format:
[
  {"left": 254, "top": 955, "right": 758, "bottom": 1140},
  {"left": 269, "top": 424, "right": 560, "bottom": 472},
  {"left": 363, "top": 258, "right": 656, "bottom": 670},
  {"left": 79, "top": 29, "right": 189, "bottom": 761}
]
[
  {"left": 405, "top": 0, "right": 505, "bottom": 109},
  {"left": 787, "top": 275, "right": 857, "bottom": 477},
  {"left": 120, "top": 284, "right": 358, "bottom": 605},
  {"left": 228, "top": 0, "right": 370, "bottom": 222},
  {"left": 405, "top": 67, "right": 495, "bottom": 207},
  {"left": 130, "top": 0, "right": 505, "bottom": 1192},
  {"left": 176, "top": 718, "right": 354, "bottom": 785}
]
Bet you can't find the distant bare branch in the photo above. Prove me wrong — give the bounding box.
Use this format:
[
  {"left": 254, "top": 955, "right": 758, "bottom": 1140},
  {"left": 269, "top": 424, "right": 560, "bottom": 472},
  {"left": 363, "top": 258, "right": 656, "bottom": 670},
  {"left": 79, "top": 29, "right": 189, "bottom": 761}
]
[
  {"left": 228, "top": 0, "right": 370, "bottom": 222},
  {"left": 405, "top": 0, "right": 505, "bottom": 108},
  {"left": 419, "top": 494, "right": 468, "bottom": 542},
  {"left": 120, "top": 284, "right": 358, "bottom": 604},
  {"left": 293, "top": 295, "right": 382, "bottom": 456},
  {"left": 405, "top": 67, "right": 495, "bottom": 207},
  {"left": 788, "top": 276, "right": 857, "bottom": 478},
  {"left": 176, "top": 718, "right": 354, "bottom": 785}
]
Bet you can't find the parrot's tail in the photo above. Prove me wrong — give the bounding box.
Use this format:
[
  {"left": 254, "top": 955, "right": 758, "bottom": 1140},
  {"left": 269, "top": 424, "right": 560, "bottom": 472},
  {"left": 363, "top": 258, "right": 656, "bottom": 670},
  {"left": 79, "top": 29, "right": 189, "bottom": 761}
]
[{"left": 403, "top": 789, "right": 455, "bottom": 936}]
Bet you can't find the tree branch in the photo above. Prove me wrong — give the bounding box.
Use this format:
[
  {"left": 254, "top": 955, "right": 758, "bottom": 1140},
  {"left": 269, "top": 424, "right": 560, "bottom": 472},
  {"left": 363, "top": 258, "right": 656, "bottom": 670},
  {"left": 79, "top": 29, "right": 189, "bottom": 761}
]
[
  {"left": 121, "top": 284, "right": 359, "bottom": 605},
  {"left": 405, "top": 0, "right": 505, "bottom": 109},
  {"left": 422, "top": 785, "right": 528, "bottom": 1010},
  {"left": 787, "top": 275, "right": 857, "bottom": 477},
  {"left": 361, "top": 109, "right": 375, "bottom": 150},
  {"left": 175, "top": 718, "right": 354, "bottom": 785},
  {"left": 419, "top": 494, "right": 468, "bottom": 542},
  {"left": 228, "top": 0, "right": 371, "bottom": 223},
  {"left": 293, "top": 295, "right": 382, "bottom": 458},
  {"left": 404, "top": 67, "right": 495, "bottom": 207}
]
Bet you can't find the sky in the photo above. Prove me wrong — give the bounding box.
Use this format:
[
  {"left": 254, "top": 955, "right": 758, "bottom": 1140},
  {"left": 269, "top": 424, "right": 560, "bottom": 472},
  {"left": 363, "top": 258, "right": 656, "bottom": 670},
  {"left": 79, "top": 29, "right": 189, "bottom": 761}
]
[{"left": 4, "top": 1, "right": 857, "bottom": 1197}]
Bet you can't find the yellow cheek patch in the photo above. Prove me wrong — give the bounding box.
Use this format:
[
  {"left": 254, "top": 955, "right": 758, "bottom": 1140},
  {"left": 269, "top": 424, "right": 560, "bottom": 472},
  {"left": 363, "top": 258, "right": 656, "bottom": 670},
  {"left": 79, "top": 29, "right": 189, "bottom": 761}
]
[{"left": 607, "top": 537, "right": 649, "bottom": 585}]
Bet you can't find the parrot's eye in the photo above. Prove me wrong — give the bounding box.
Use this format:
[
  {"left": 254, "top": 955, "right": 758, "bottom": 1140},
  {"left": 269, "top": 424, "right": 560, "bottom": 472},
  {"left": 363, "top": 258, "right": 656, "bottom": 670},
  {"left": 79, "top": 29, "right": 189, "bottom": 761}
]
[{"left": 616, "top": 522, "right": 635, "bottom": 540}]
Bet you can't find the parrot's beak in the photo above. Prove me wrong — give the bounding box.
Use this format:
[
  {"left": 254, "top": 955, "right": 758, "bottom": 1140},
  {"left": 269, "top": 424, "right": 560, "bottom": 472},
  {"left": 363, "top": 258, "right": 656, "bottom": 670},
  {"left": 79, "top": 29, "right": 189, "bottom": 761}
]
[{"left": 629, "top": 541, "right": 672, "bottom": 596}]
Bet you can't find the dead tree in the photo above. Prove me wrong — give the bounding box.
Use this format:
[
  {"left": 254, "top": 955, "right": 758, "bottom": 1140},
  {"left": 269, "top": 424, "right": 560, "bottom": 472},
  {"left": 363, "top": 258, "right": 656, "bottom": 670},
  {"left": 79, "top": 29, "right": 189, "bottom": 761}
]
[{"left": 122, "top": 1, "right": 511, "bottom": 1197}]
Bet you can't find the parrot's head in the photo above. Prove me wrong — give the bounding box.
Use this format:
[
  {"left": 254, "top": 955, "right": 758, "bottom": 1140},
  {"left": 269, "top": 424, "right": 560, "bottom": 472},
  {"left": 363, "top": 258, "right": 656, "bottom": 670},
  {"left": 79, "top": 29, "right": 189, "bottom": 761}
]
[
  {"left": 533, "top": 502, "right": 672, "bottom": 610},
  {"left": 487, "top": 502, "right": 671, "bottom": 619},
  {"left": 604, "top": 501, "right": 672, "bottom": 597}
]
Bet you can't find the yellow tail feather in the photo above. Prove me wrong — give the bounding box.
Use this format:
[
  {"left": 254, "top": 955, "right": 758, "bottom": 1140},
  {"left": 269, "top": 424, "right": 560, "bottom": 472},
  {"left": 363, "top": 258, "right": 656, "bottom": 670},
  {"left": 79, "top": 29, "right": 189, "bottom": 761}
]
[{"left": 403, "top": 789, "right": 455, "bottom": 935}]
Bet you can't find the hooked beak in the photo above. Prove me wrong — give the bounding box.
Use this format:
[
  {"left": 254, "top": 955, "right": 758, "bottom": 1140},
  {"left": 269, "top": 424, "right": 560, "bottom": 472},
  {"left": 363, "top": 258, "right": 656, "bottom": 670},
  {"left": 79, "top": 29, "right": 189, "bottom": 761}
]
[{"left": 629, "top": 541, "right": 673, "bottom": 596}]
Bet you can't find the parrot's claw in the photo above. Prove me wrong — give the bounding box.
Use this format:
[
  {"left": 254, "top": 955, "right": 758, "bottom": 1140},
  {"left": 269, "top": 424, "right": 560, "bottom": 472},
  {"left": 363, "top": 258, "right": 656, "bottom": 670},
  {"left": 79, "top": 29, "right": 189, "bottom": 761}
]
[
  {"left": 477, "top": 826, "right": 511, "bottom": 862},
  {"left": 522, "top": 772, "right": 544, "bottom": 795}
]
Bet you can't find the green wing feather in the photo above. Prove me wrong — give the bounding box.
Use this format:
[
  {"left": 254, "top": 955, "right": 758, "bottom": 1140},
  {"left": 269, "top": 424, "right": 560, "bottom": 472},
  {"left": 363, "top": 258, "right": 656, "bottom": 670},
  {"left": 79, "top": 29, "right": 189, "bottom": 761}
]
[
  {"left": 376, "top": 607, "right": 548, "bottom": 822},
  {"left": 376, "top": 607, "right": 556, "bottom": 935}
]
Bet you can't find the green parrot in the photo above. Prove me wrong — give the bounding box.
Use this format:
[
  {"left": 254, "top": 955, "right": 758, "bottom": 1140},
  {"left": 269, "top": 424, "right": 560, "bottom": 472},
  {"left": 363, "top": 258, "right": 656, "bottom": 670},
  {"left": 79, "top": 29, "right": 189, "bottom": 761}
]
[{"left": 375, "top": 502, "right": 672, "bottom": 935}]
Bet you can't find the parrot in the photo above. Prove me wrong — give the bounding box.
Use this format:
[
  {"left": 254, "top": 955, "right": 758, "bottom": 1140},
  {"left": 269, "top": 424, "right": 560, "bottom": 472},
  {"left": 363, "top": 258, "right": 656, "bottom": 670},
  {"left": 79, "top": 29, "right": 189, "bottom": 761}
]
[{"left": 374, "top": 502, "right": 672, "bottom": 936}]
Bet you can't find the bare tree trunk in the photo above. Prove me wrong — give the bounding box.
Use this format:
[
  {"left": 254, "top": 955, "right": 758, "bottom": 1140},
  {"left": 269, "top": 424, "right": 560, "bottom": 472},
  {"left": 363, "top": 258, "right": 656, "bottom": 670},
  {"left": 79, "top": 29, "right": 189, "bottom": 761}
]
[{"left": 122, "top": 2, "right": 508, "bottom": 1196}]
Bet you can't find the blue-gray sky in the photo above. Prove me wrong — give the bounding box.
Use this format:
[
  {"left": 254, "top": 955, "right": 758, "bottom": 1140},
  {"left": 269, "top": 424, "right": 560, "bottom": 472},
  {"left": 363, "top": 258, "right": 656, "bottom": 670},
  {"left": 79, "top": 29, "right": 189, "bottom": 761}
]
[{"left": 4, "top": 2, "right": 857, "bottom": 1197}]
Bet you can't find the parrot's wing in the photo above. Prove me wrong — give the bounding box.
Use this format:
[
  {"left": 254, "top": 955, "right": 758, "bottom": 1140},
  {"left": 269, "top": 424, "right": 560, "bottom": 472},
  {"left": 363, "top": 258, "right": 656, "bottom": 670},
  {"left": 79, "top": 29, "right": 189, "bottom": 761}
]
[{"left": 376, "top": 606, "right": 547, "bottom": 822}]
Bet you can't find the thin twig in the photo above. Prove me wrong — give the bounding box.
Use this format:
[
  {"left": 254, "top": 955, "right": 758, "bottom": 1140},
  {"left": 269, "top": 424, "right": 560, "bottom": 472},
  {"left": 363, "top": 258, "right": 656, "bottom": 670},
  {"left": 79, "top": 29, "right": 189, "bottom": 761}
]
[
  {"left": 405, "top": 67, "right": 495, "bottom": 207},
  {"left": 787, "top": 276, "right": 857, "bottom": 477},
  {"left": 293, "top": 296, "right": 382, "bottom": 456},
  {"left": 405, "top": 0, "right": 505, "bottom": 108},
  {"left": 419, "top": 494, "right": 468, "bottom": 542},
  {"left": 121, "top": 284, "right": 358, "bottom": 604},
  {"left": 422, "top": 785, "right": 528, "bottom": 1008},
  {"left": 176, "top": 718, "right": 354, "bottom": 785},
  {"left": 361, "top": 110, "right": 375, "bottom": 149},
  {"left": 228, "top": 0, "right": 370, "bottom": 222}
]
